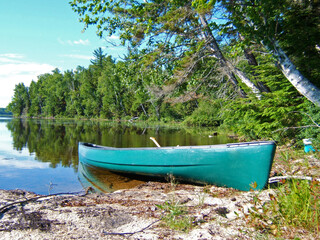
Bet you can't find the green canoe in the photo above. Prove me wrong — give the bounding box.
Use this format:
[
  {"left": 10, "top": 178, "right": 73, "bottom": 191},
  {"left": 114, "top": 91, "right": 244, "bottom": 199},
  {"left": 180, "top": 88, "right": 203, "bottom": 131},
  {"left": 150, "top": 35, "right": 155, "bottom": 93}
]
[{"left": 78, "top": 141, "right": 276, "bottom": 191}]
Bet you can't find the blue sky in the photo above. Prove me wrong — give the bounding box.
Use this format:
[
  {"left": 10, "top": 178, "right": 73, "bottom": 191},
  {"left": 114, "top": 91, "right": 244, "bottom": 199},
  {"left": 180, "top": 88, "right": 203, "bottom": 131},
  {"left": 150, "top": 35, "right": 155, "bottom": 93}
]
[{"left": 0, "top": 0, "right": 126, "bottom": 108}]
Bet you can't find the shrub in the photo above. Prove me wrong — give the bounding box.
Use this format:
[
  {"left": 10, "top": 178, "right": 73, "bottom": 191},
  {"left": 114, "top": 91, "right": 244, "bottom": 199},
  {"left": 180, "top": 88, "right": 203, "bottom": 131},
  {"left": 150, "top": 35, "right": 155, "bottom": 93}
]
[{"left": 183, "top": 100, "right": 222, "bottom": 127}]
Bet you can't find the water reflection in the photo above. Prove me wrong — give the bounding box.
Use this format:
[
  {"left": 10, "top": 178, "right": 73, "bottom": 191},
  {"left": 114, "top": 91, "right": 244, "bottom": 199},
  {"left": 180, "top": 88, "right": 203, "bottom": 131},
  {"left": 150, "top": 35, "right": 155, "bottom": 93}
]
[
  {"left": 0, "top": 158, "right": 50, "bottom": 169},
  {"left": 6, "top": 118, "right": 79, "bottom": 169},
  {"left": 6, "top": 118, "right": 235, "bottom": 171},
  {"left": 78, "top": 162, "right": 145, "bottom": 193}
]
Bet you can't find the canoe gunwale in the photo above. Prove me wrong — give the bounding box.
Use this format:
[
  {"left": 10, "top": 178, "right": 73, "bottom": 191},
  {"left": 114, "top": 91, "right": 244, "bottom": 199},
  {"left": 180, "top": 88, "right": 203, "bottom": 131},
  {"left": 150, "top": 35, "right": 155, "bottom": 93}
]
[{"left": 79, "top": 141, "right": 275, "bottom": 151}]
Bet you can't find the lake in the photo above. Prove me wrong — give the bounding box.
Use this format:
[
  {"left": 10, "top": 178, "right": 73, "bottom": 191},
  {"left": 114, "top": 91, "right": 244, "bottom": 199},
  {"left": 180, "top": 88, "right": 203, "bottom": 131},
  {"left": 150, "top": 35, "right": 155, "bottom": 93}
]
[{"left": 0, "top": 117, "right": 236, "bottom": 194}]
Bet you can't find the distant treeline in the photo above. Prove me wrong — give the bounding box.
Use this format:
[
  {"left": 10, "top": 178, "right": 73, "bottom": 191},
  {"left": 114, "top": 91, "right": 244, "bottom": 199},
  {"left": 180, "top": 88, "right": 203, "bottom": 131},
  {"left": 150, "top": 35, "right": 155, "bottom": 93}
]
[{"left": 0, "top": 108, "right": 12, "bottom": 116}]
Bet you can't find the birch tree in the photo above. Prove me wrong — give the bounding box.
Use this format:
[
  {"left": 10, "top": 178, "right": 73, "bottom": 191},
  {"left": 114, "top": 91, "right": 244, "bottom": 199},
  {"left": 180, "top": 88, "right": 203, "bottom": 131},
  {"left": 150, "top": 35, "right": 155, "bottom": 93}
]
[{"left": 221, "top": 0, "right": 320, "bottom": 106}]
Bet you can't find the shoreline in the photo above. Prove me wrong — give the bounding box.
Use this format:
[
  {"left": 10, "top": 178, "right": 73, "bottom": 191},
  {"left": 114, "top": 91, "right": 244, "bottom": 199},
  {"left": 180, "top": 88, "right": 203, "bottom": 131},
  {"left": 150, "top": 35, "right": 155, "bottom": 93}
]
[{"left": 0, "top": 182, "right": 272, "bottom": 240}]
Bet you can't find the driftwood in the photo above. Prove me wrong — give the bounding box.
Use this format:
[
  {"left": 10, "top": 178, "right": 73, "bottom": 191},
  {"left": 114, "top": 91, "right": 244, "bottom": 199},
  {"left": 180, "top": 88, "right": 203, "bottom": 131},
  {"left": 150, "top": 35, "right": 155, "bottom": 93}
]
[
  {"left": 269, "top": 175, "right": 320, "bottom": 184},
  {"left": 0, "top": 189, "right": 90, "bottom": 215}
]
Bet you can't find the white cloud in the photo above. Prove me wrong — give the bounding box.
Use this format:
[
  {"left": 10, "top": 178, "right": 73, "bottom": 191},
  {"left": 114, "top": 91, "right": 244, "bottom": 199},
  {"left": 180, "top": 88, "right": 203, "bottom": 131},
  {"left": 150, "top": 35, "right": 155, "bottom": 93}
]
[
  {"left": 0, "top": 54, "right": 55, "bottom": 107},
  {"left": 58, "top": 38, "right": 90, "bottom": 46},
  {"left": 0, "top": 53, "right": 25, "bottom": 63},
  {"left": 0, "top": 53, "right": 24, "bottom": 59},
  {"left": 62, "top": 54, "right": 93, "bottom": 60},
  {"left": 73, "top": 39, "right": 90, "bottom": 45}
]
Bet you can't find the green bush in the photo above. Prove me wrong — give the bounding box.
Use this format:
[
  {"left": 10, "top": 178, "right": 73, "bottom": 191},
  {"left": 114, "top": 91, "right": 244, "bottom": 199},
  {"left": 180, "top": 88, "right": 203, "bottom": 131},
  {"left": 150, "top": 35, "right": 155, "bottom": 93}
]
[
  {"left": 183, "top": 100, "right": 222, "bottom": 127},
  {"left": 220, "top": 88, "right": 305, "bottom": 141}
]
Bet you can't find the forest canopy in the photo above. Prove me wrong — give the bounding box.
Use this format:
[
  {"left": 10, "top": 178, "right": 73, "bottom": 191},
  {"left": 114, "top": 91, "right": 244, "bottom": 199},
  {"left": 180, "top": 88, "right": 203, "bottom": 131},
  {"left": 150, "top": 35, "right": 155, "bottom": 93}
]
[{"left": 7, "top": 0, "right": 320, "bottom": 141}]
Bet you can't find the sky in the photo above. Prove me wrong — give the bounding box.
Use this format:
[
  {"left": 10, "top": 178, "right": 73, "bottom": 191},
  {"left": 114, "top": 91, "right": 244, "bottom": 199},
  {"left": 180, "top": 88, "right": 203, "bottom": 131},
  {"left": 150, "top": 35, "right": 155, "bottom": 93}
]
[{"left": 0, "top": 0, "right": 126, "bottom": 108}]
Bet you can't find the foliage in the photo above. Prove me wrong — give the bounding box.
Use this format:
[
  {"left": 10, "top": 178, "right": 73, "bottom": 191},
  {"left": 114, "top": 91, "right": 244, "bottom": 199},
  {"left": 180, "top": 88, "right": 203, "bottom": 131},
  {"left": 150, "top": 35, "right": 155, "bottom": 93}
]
[
  {"left": 69, "top": 0, "right": 264, "bottom": 99},
  {"left": 7, "top": 83, "right": 29, "bottom": 116},
  {"left": 220, "top": 92, "right": 304, "bottom": 140},
  {"left": 278, "top": 1, "right": 320, "bottom": 87},
  {"left": 7, "top": 41, "right": 317, "bottom": 139},
  {"left": 219, "top": 51, "right": 306, "bottom": 140},
  {"left": 221, "top": 0, "right": 320, "bottom": 81},
  {"left": 90, "top": 47, "right": 107, "bottom": 67},
  {"left": 219, "top": 0, "right": 320, "bottom": 107}
]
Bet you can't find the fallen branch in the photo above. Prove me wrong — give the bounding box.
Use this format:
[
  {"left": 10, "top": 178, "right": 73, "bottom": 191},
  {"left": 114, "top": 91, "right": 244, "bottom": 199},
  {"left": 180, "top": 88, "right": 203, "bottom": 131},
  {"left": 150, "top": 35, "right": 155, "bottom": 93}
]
[
  {"left": 103, "top": 219, "right": 161, "bottom": 236},
  {"left": 0, "top": 189, "right": 90, "bottom": 215},
  {"left": 271, "top": 125, "right": 319, "bottom": 133},
  {"left": 269, "top": 175, "right": 320, "bottom": 184},
  {"left": 293, "top": 111, "right": 320, "bottom": 128},
  {"left": 272, "top": 111, "right": 320, "bottom": 134}
]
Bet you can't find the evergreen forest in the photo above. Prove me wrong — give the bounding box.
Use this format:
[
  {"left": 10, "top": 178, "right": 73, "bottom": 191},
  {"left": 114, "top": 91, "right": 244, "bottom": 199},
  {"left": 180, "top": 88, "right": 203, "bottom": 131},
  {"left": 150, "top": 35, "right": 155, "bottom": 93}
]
[{"left": 7, "top": 0, "right": 320, "bottom": 142}]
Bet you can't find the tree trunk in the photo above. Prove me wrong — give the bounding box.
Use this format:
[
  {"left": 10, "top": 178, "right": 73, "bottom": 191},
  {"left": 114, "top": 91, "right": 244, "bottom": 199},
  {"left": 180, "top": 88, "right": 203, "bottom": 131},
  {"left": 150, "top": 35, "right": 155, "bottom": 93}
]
[
  {"left": 272, "top": 41, "right": 320, "bottom": 107},
  {"left": 198, "top": 14, "right": 262, "bottom": 99},
  {"left": 151, "top": 101, "right": 161, "bottom": 120},
  {"left": 140, "top": 104, "right": 148, "bottom": 118},
  {"left": 225, "top": 61, "right": 262, "bottom": 98},
  {"left": 238, "top": 34, "right": 271, "bottom": 93},
  {"left": 243, "top": 48, "right": 258, "bottom": 66}
]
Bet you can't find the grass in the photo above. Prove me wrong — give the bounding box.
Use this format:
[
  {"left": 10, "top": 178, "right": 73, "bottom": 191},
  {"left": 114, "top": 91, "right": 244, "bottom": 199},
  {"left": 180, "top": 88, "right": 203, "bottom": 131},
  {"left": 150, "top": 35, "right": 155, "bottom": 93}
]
[
  {"left": 274, "top": 179, "right": 320, "bottom": 233},
  {"left": 156, "top": 175, "right": 195, "bottom": 232},
  {"left": 246, "top": 147, "right": 320, "bottom": 239},
  {"left": 156, "top": 198, "right": 194, "bottom": 232},
  {"left": 245, "top": 180, "right": 320, "bottom": 238}
]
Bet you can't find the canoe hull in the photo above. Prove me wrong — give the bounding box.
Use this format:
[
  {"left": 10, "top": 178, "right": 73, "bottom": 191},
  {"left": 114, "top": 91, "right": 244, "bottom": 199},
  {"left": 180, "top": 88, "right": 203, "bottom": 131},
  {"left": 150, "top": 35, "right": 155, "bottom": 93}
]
[{"left": 78, "top": 141, "right": 276, "bottom": 191}]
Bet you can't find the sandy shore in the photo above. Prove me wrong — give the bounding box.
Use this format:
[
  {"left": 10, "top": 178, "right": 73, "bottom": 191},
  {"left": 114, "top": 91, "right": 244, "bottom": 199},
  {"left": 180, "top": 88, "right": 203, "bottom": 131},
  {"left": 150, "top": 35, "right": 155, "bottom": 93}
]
[{"left": 0, "top": 181, "right": 275, "bottom": 240}]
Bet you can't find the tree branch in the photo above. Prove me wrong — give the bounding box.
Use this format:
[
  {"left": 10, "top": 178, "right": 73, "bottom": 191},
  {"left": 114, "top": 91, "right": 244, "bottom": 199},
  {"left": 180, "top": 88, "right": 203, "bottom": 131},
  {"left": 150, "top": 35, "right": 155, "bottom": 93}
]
[
  {"left": 272, "top": 111, "right": 320, "bottom": 133},
  {"left": 271, "top": 125, "right": 319, "bottom": 134},
  {"left": 291, "top": 111, "right": 320, "bottom": 127}
]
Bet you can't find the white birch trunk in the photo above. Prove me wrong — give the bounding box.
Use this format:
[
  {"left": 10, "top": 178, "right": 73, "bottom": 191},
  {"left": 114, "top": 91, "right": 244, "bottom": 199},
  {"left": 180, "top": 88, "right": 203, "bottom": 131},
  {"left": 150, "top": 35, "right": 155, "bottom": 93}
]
[{"left": 273, "top": 41, "right": 320, "bottom": 107}]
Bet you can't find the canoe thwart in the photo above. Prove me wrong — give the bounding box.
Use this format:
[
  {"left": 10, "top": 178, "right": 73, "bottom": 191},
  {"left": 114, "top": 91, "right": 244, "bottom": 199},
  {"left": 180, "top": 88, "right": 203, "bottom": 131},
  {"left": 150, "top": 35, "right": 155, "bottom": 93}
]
[{"left": 149, "top": 137, "right": 161, "bottom": 148}]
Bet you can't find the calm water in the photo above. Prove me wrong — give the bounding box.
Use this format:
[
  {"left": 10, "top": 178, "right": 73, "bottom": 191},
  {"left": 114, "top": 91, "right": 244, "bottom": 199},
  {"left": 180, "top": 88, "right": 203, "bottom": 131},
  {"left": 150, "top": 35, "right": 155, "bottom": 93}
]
[{"left": 0, "top": 117, "right": 236, "bottom": 194}]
